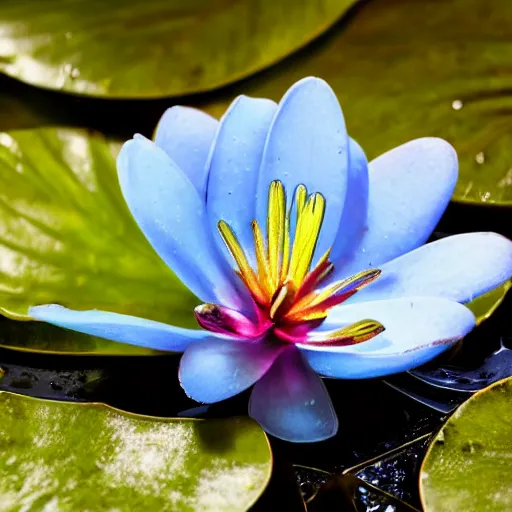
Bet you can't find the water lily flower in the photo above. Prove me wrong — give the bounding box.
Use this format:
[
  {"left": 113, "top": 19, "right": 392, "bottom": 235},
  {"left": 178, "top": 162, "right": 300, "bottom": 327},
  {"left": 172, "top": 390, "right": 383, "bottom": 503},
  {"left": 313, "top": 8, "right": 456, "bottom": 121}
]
[{"left": 30, "top": 77, "right": 512, "bottom": 443}]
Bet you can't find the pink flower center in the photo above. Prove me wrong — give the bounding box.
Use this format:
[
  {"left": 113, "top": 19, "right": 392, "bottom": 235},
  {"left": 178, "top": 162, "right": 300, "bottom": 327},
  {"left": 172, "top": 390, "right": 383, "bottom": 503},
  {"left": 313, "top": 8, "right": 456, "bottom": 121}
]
[{"left": 195, "top": 181, "right": 384, "bottom": 347}]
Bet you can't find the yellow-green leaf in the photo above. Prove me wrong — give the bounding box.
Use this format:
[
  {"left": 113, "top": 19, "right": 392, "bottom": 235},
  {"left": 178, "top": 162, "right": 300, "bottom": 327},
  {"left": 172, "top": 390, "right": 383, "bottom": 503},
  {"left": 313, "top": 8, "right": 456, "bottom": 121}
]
[
  {"left": 420, "top": 377, "right": 512, "bottom": 511},
  {"left": 0, "top": 0, "right": 357, "bottom": 98},
  {"left": 0, "top": 127, "right": 198, "bottom": 355},
  {"left": 205, "top": 0, "right": 512, "bottom": 205},
  {"left": 0, "top": 391, "right": 272, "bottom": 511},
  {"left": 466, "top": 281, "right": 511, "bottom": 325}
]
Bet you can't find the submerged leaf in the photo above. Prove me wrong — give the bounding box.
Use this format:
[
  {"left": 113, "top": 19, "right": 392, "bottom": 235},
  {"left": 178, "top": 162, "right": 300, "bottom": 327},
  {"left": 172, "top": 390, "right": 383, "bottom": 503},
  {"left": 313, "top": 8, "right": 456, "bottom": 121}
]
[
  {"left": 0, "top": 391, "right": 271, "bottom": 511},
  {"left": 420, "top": 377, "right": 512, "bottom": 511},
  {"left": 0, "top": 0, "right": 357, "bottom": 98},
  {"left": 0, "top": 127, "right": 198, "bottom": 355},
  {"left": 206, "top": 0, "right": 512, "bottom": 205}
]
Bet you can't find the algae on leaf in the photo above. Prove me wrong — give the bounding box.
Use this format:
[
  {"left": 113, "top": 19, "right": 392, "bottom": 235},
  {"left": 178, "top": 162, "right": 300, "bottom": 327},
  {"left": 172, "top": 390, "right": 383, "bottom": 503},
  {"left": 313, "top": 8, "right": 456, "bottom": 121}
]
[{"left": 0, "top": 391, "right": 272, "bottom": 512}]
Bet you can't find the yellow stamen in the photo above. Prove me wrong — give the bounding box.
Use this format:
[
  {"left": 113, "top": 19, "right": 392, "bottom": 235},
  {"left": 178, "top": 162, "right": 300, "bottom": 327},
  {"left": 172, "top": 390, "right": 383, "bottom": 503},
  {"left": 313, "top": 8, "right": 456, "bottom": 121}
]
[
  {"left": 280, "top": 213, "right": 291, "bottom": 282},
  {"left": 269, "top": 285, "right": 289, "bottom": 319},
  {"left": 289, "top": 268, "right": 381, "bottom": 315},
  {"left": 251, "top": 220, "right": 272, "bottom": 299},
  {"left": 295, "top": 184, "right": 307, "bottom": 222},
  {"left": 287, "top": 192, "right": 325, "bottom": 285},
  {"left": 218, "top": 220, "right": 267, "bottom": 304},
  {"left": 267, "top": 181, "right": 286, "bottom": 290},
  {"left": 217, "top": 181, "right": 382, "bottom": 327},
  {"left": 308, "top": 319, "right": 385, "bottom": 345}
]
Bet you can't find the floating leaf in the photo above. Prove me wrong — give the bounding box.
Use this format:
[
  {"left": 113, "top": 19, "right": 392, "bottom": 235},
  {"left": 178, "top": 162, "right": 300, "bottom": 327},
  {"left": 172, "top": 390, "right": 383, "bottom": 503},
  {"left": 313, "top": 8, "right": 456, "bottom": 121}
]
[
  {"left": 0, "top": 391, "right": 271, "bottom": 511},
  {"left": 466, "top": 281, "right": 511, "bottom": 324},
  {"left": 0, "top": 0, "right": 357, "bottom": 99},
  {"left": 205, "top": 0, "right": 512, "bottom": 205},
  {"left": 420, "top": 377, "right": 512, "bottom": 511},
  {"left": 0, "top": 127, "right": 198, "bottom": 355}
]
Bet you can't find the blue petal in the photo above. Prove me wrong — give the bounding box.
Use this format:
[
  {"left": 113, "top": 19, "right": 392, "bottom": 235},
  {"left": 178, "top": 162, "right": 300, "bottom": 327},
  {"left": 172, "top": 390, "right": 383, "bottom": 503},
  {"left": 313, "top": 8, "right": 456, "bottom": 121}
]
[
  {"left": 179, "top": 338, "right": 285, "bottom": 403},
  {"left": 299, "top": 297, "right": 475, "bottom": 379},
  {"left": 29, "top": 305, "right": 212, "bottom": 352},
  {"left": 206, "top": 96, "right": 277, "bottom": 257},
  {"left": 256, "top": 77, "right": 349, "bottom": 259},
  {"left": 249, "top": 346, "right": 338, "bottom": 442},
  {"left": 330, "top": 137, "right": 369, "bottom": 262},
  {"left": 154, "top": 106, "right": 217, "bottom": 198},
  {"left": 117, "top": 136, "right": 239, "bottom": 306},
  {"left": 348, "top": 232, "right": 512, "bottom": 305},
  {"left": 334, "top": 138, "right": 457, "bottom": 278}
]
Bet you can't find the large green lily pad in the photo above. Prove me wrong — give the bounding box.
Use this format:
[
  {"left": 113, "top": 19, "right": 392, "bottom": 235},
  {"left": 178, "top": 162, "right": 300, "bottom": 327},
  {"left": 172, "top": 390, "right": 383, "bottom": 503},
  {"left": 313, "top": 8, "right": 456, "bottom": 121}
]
[
  {"left": 420, "top": 377, "right": 512, "bottom": 511},
  {"left": 205, "top": 0, "right": 512, "bottom": 205},
  {"left": 0, "top": 0, "right": 357, "bottom": 99},
  {"left": 0, "top": 391, "right": 271, "bottom": 511},
  {"left": 0, "top": 127, "right": 198, "bottom": 355}
]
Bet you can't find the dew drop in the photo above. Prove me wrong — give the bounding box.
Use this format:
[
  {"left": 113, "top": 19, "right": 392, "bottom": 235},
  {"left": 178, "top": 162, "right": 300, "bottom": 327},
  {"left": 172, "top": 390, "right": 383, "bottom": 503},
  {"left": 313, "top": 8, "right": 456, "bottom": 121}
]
[
  {"left": 475, "top": 152, "right": 485, "bottom": 164},
  {"left": 70, "top": 68, "right": 80, "bottom": 79},
  {"left": 452, "top": 99, "right": 463, "bottom": 110}
]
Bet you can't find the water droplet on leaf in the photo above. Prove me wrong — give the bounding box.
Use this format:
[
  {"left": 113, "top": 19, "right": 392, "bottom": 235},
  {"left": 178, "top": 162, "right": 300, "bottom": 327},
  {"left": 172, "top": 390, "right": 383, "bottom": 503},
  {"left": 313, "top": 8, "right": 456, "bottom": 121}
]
[{"left": 452, "top": 99, "right": 463, "bottom": 110}]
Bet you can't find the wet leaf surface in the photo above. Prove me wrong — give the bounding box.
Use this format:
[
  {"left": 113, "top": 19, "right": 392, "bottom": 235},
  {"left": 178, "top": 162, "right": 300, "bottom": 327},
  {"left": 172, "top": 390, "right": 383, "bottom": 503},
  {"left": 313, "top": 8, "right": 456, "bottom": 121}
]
[
  {"left": 0, "top": 0, "right": 357, "bottom": 98},
  {"left": 0, "top": 127, "right": 199, "bottom": 355},
  {"left": 204, "top": 0, "right": 512, "bottom": 205},
  {"left": 0, "top": 391, "right": 271, "bottom": 512},
  {"left": 420, "top": 376, "right": 512, "bottom": 511}
]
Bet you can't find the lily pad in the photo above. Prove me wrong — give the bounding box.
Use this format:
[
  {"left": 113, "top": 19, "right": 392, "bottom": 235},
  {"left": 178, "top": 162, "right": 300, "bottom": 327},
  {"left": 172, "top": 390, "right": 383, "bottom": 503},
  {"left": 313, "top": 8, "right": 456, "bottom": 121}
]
[
  {"left": 0, "top": 127, "right": 199, "bottom": 355},
  {"left": 0, "top": 391, "right": 271, "bottom": 511},
  {"left": 466, "top": 281, "right": 511, "bottom": 325},
  {"left": 0, "top": 0, "right": 357, "bottom": 99},
  {"left": 420, "top": 377, "right": 512, "bottom": 511},
  {"left": 205, "top": 0, "right": 512, "bottom": 205}
]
